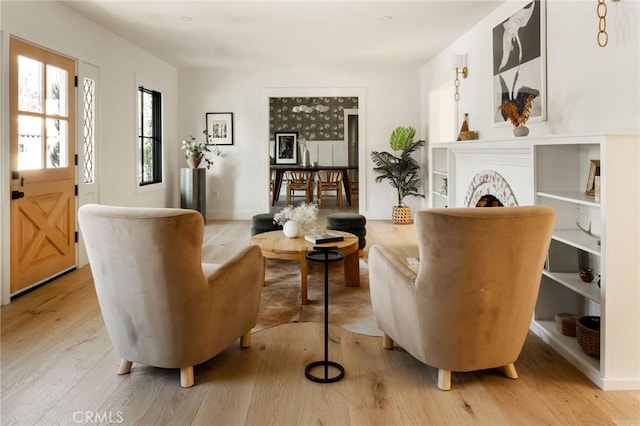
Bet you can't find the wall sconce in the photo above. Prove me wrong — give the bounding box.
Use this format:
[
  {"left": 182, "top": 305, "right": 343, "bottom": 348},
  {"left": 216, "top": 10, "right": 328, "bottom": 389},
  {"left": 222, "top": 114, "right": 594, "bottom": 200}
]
[
  {"left": 292, "top": 104, "right": 330, "bottom": 113},
  {"left": 453, "top": 54, "right": 468, "bottom": 102}
]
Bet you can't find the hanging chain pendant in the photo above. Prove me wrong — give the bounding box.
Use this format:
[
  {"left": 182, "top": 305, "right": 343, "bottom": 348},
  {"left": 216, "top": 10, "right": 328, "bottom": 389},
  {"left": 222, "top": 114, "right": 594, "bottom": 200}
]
[{"left": 597, "top": 0, "right": 608, "bottom": 47}]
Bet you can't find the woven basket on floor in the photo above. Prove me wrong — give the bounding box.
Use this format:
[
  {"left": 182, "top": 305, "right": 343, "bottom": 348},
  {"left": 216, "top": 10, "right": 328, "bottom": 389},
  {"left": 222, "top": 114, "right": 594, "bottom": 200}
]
[
  {"left": 576, "top": 316, "right": 600, "bottom": 359},
  {"left": 392, "top": 206, "right": 412, "bottom": 224}
]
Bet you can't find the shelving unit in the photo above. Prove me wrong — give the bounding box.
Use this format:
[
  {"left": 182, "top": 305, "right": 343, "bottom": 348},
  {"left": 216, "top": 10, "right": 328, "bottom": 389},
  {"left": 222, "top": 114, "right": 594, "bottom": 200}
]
[
  {"left": 428, "top": 144, "right": 451, "bottom": 208},
  {"left": 428, "top": 133, "right": 640, "bottom": 390}
]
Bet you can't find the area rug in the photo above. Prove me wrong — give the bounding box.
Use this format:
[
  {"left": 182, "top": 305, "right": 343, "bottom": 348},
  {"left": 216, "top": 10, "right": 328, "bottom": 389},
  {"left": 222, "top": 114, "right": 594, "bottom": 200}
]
[{"left": 252, "top": 257, "right": 382, "bottom": 337}]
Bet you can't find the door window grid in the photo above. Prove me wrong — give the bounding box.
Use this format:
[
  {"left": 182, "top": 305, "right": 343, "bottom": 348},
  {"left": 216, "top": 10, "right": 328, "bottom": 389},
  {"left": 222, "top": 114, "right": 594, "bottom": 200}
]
[
  {"left": 83, "top": 78, "right": 95, "bottom": 184},
  {"left": 17, "top": 55, "right": 69, "bottom": 170}
]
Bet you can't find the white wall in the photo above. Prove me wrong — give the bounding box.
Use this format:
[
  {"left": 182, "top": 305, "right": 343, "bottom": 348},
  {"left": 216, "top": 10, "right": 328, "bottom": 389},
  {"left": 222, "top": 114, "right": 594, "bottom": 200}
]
[
  {"left": 178, "top": 67, "right": 421, "bottom": 220},
  {"left": 0, "top": 1, "right": 178, "bottom": 304},
  {"left": 421, "top": 0, "right": 640, "bottom": 141}
]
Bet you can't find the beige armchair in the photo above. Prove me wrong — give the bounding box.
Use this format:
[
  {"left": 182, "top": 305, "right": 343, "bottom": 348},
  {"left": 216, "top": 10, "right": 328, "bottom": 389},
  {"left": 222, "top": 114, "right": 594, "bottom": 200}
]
[
  {"left": 78, "top": 204, "right": 264, "bottom": 388},
  {"left": 369, "top": 206, "right": 555, "bottom": 390}
]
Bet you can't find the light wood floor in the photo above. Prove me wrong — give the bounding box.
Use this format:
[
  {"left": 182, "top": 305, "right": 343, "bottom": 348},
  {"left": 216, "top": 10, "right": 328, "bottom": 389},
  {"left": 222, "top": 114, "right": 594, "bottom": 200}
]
[{"left": 1, "top": 218, "right": 638, "bottom": 425}]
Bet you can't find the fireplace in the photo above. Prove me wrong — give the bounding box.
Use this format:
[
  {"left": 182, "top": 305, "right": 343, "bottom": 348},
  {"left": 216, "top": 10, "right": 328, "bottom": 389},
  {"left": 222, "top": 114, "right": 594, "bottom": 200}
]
[{"left": 448, "top": 145, "right": 533, "bottom": 208}]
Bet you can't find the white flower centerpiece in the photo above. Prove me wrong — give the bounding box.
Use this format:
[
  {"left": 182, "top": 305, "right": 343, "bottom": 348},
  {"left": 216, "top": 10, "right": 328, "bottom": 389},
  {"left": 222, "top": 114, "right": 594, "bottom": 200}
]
[
  {"left": 273, "top": 202, "right": 319, "bottom": 238},
  {"left": 181, "top": 130, "right": 221, "bottom": 169}
]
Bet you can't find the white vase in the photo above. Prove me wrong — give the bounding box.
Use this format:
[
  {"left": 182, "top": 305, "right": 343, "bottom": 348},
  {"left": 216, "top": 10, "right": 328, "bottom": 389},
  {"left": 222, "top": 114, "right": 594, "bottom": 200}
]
[{"left": 283, "top": 221, "right": 300, "bottom": 238}]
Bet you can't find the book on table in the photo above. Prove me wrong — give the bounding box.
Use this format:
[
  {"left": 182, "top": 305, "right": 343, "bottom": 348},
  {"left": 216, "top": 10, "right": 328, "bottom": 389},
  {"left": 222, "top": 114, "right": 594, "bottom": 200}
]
[{"left": 304, "top": 233, "right": 344, "bottom": 244}]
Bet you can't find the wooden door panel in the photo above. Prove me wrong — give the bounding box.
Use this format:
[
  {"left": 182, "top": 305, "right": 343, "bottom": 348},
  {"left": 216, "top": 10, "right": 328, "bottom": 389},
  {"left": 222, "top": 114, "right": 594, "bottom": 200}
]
[
  {"left": 10, "top": 180, "right": 75, "bottom": 294},
  {"left": 10, "top": 37, "right": 77, "bottom": 296}
]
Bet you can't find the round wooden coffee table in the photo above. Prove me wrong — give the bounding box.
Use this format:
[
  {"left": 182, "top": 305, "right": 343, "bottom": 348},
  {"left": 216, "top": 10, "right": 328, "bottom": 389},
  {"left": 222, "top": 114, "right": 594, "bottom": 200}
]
[{"left": 250, "top": 230, "right": 359, "bottom": 305}]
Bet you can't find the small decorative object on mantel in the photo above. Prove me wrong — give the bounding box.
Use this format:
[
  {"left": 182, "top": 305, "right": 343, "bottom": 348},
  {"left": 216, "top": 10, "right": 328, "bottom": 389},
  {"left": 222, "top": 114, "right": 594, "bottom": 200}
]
[
  {"left": 273, "top": 202, "right": 319, "bottom": 238},
  {"left": 181, "top": 130, "right": 220, "bottom": 169},
  {"left": 497, "top": 86, "right": 540, "bottom": 137},
  {"left": 370, "top": 126, "right": 425, "bottom": 224},
  {"left": 456, "top": 113, "right": 478, "bottom": 141}
]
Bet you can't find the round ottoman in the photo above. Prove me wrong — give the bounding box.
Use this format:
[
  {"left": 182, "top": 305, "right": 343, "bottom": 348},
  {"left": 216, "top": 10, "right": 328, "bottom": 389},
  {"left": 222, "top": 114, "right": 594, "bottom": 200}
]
[
  {"left": 326, "top": 212, "right": 367, "bottom": 253},
  {"left": 251, "top": 213, "right": 282, "bottom": 236}
]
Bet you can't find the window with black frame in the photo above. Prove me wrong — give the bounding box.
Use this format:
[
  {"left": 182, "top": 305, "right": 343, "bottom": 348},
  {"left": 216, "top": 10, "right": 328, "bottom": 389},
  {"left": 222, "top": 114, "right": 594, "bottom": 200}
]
[{"left": 138, "top": 86, "right": 162, "bottom": 185}]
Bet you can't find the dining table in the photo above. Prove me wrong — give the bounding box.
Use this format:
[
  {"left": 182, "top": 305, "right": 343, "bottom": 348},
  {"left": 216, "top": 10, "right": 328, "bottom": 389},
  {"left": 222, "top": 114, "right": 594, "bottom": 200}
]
[{"left": 270, "top": 164, "right": 358, "bottom": 206}]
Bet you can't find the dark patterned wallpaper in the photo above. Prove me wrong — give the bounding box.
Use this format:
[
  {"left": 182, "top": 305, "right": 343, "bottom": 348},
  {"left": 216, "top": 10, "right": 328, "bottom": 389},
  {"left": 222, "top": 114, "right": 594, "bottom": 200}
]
[{"left": 270, "top": 97, "right": 358, "bottom": 141}]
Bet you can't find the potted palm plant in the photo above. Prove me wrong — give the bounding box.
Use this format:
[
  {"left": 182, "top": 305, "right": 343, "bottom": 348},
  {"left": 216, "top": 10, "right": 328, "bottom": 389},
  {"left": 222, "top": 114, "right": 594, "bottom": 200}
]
[{"left": 371, "top": 126, "right": 425, "bottom": 224}]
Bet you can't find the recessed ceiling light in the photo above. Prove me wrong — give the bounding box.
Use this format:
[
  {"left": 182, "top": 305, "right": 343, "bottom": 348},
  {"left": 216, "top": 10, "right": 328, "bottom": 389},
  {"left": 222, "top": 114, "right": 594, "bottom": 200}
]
[
  {"left": 181, "top": 16, "right": 193, "bottom": 21},
  {"left": 380, "top": 16, "right": 392, "bottom": 21}
]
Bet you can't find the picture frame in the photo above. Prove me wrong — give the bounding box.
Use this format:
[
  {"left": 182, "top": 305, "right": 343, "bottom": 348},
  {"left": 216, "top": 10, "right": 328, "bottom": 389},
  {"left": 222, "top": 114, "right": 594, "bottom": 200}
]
[
  {"left": 274, "top": 132, "right": 298, "bottom": 165},
  {"left": 492, "top": 0, "right": 546, "bottom": 126},
  {"left": 585, "top": 160, "right": 601, "bottom": 196},
  {"left": 205, "top": 112, "right": 234, "bottom": 145}
]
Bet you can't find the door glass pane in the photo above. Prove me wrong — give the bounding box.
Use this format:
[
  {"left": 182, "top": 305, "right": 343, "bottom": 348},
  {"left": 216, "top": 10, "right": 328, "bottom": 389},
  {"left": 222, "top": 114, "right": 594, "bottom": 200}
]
[
  {"left": 46, "top": 118, "right": 68, "bottom": 168},
  {"left": 46, "top": 64, "right": 68, "bottom": 116},
  {"left": 18, "top": 115, "right": 43, "bottom": 170},
  {"left": 18, "top": 56, "right": 43, "bottom": 113}
]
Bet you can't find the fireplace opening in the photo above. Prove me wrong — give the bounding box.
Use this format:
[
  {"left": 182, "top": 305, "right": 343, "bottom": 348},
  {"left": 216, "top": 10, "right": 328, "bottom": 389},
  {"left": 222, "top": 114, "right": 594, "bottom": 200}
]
[
  {"left": 464, "top": 170, "right": 518, "bottom": 207},
  {"left": 475, "top": 194, "right": 504, "bottom": 207}
]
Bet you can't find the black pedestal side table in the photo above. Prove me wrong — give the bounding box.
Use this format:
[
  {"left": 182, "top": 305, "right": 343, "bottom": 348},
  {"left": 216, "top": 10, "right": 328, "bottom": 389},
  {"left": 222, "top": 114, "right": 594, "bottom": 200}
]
[{"left": 304, "top": 246, "right": 345, "bottom": 383}]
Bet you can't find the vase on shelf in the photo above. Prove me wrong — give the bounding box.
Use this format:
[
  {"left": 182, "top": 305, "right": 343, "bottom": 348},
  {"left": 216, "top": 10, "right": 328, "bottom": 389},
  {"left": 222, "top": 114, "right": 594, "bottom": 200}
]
[
  {"left": 186, "top": 153, "right": 203, "bottom": 168},
  {"left": 513, "top": 125, "right": 529, "bottom": 137},
  {"left": 283, "top": 220, "right": 300, "bottom": 238}
]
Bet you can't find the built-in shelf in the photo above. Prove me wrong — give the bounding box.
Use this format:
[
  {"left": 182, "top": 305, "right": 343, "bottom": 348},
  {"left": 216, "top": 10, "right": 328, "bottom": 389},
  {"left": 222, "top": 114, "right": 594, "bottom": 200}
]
[
  {"left": 553, "top": 230, "right": 601, "bottom": 256},
  {"left": 530, "top": 320, "right": 600, "bottom": 378},
  {"left": 432, "top": 170, "right": 448, "bottom": 176},
  {"left": 537, "top": 191, "right": 599, "bottom": 207},
  {"left": 542, "top": 270, "right": 601, "bottom": 302},
  {"left": 433, "top": 191, "right": 447, "bottom": 198},
  {"left": 432, "top": 133, "right": 640, "bottom": 390}
]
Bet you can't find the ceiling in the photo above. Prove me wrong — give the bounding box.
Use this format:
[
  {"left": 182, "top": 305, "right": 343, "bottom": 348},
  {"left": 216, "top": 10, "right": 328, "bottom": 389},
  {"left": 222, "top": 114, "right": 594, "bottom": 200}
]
[{"left": 59, "top": 0, "right": 504, "bottom": 69}]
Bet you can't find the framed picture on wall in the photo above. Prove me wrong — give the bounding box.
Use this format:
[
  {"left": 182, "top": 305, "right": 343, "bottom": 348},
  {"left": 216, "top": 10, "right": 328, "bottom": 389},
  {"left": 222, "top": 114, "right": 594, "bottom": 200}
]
[
  {"left": 492, "top": 0, "right": 546, "bottom": 126},
  {"left": 274, "top": 132, "right": 298, "bottom": 164},
  {"left": 205, "top": 112, "right": 234, "bottom": 145}
]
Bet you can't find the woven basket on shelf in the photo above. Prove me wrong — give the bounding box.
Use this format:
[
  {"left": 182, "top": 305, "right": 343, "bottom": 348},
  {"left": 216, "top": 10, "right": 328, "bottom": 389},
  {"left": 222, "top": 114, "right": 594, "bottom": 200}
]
[
  {"left": 576, "top": 316, "right": 600, "bottom": 359},
  {"left": 555, "top": 313, "right": 579, "bottom": 337},
  {"left": 392, "top": 205, "right": 412, "bottom": 224}
]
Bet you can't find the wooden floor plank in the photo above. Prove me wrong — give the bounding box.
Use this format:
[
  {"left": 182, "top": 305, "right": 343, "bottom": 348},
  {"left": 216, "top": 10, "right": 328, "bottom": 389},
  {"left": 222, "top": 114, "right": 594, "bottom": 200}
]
[{"left": 2, "top": 218, "right": 638, "bottom": 425}]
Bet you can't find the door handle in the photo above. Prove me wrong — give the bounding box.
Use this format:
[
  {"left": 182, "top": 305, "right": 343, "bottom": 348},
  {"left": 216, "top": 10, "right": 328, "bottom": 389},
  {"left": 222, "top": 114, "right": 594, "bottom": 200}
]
[{"left": 11, "top": 190, "right": 25, "bottom": 200}]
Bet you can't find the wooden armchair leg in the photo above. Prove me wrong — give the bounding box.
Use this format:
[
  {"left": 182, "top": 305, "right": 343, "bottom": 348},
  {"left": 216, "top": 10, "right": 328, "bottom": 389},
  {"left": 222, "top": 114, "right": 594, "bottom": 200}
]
[
  {"left": 504, "top": 363, "right": 519, "bottom": 379},
  {"left": 437, "top": 369, "right": 452, "bottom": 391},
  {"left": 117, "top": 359, "right": 132, "bottom": 375},
  {"left": 180, "top": 366, "right": 194, "bottom": 388},
  {"left": 240, "top": 330, "right": 251, "bottom": 348},
  {"left": 382, "top": 333, "right": 394, "bottom": 349}
]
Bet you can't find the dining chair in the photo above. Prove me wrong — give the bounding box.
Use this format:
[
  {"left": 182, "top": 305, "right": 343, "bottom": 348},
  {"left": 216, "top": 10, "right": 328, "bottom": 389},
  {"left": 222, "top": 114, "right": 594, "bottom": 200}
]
[
  {"left": 316, "top": 170, "right": 343, "bottom": 207},
  {"left": 286, "top": 171, "right": 314, "bottom": 204}
]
